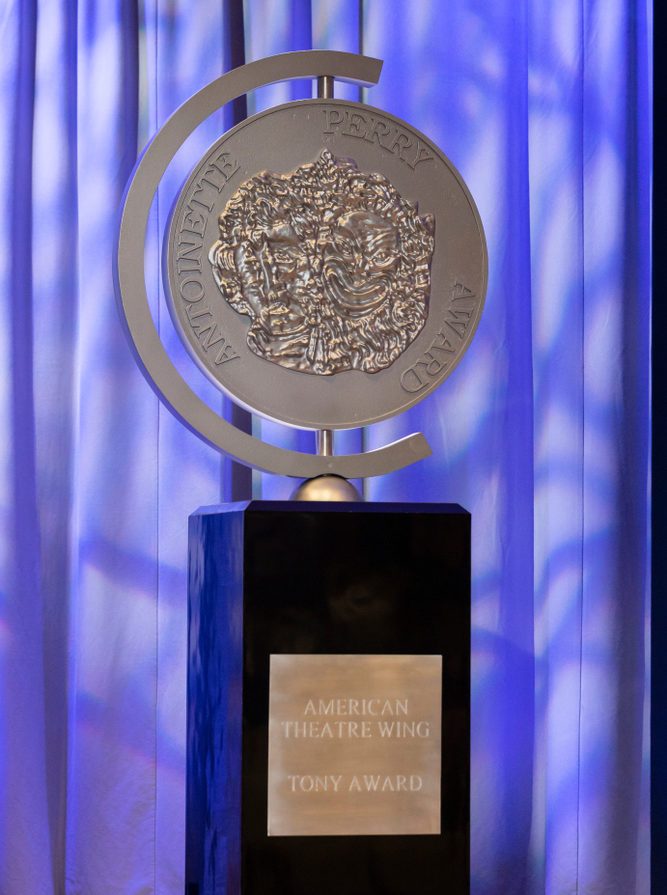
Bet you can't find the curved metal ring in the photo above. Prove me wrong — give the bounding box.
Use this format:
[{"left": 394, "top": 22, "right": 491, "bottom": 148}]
[{"left": 114, "top": 50, "right": 431, "bottom": 478}]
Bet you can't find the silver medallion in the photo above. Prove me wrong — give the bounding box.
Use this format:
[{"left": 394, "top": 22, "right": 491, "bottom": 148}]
[
  {"left": 209, "top": 149, "right": 434, "bottom": 377},
  {"left": 165, "top": 99, "right": 487, "bottom": 431}
]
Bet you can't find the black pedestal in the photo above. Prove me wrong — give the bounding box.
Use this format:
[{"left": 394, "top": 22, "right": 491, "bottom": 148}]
[{"left": 186, "top": 501, "right": 470, "bottom": 895}]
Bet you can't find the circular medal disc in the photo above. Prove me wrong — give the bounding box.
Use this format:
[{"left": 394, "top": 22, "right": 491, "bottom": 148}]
[{"left": 165, "top": 99, "right": 487, "bottom": 430}]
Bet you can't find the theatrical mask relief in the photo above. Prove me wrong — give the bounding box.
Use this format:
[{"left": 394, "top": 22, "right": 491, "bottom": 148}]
[{"left": 208, "top": 149, "right": 435, "bottom": 376}]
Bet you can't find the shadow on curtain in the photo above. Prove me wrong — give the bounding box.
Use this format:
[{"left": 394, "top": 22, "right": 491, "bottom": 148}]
[{"left": 0, "top": 1, "right": 650, "bottom": 893}]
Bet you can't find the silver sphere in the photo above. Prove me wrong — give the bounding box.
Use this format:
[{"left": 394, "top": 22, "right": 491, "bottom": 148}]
[{"left": 290, "top": 475, "right": 363, "bottom": 502}]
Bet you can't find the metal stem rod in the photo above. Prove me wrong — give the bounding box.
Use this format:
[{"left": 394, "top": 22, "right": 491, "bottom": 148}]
[
  {"left": 316, "top": 429, "right": 334, "bottom": 456},
  {"left": 317, "top": 75, "right": 334, "bottom": 99},
  {"left": 315, "top": 76, "right": 334, "bottom": 462}
]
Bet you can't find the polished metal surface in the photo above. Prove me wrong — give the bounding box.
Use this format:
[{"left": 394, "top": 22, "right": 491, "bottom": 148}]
[
  {"left": 316, "top": 429, "right": 334, "bottom": 456},
  {"left": 165, "top": 99, "right": 487, "bottom": 430},
  {"left": 115, "top": 51, "right": 432, "bottom": 478},
  {"left": 317, "top": 75, "right": 334, "bottom": 99},
  {"left": 206, "top": 149, "right": 433, "bottom": 377},
  {"left": 290, "top": 474, "right": 362, "bottom": 501},
  {"left": 267, "top": 654, "right": 442, "bottom": 836}
]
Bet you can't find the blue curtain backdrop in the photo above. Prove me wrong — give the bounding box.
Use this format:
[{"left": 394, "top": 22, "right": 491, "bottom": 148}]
[{"left": 0, "top": 1, "right": 651, "bottom": 893}]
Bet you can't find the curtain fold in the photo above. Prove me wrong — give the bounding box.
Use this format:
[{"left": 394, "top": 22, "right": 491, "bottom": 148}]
[{"left": 0, "top": 1, "right": 651, "bottom": 893}]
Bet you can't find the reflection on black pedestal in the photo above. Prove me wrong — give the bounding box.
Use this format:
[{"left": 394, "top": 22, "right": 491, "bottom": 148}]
[{"left": 187, "top": 501, "right": 470, "bottom": 895}]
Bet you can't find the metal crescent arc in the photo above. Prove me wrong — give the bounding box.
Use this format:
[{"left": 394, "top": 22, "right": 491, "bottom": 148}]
[{"left": 114, "top": 50, "right": 432, "bottom": 478}]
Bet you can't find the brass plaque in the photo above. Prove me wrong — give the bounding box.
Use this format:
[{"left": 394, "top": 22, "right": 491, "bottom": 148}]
[{"left": 267, "top": 654, "right": 442, "bottom": 836}]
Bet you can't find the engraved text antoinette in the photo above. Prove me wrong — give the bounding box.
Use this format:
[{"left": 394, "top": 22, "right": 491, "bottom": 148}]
[{"left": 164, "top": 99, "right": 487, "bottom": 431}]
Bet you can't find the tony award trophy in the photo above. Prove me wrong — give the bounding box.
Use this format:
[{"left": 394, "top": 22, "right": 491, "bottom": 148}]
[{"left": 115, "top": 51, "right": 487, "bottom": 895}]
